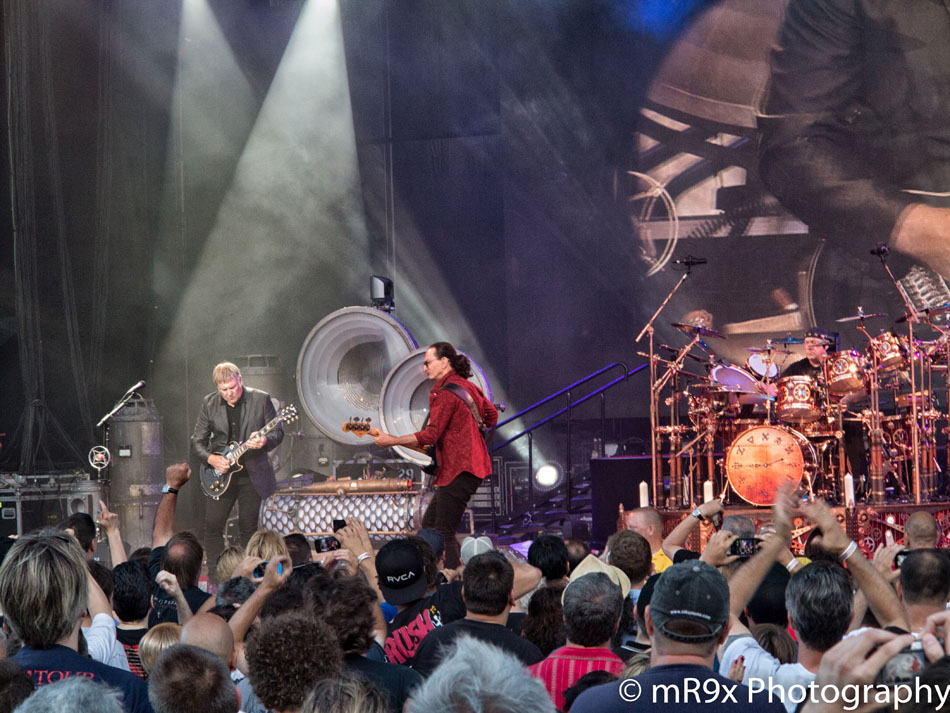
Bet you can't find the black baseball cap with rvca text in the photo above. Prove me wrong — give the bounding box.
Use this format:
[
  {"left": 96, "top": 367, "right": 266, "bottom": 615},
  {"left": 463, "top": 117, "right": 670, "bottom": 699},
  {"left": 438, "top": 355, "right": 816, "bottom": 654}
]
[{"left": 376, "top": 538, "right": 428, "bottom": 605}]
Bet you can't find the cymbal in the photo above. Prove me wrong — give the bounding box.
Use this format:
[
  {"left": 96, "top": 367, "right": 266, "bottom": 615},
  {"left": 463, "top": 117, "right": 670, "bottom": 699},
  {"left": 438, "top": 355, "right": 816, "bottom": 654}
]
[
  {"left": 895, "top": 304, "right": 950, "bottom": 323},
  {"left": 836, "top": 310, "right": 886, "bottom": 323},
  {"left": 774, "top": 336, "right": 805, "bottom": 345},
  {"left": 671, "top": 322, "right": 725, "bottom": 339},
  {"left": 746, "top": 346, "right": 792, "bottom": 354}
]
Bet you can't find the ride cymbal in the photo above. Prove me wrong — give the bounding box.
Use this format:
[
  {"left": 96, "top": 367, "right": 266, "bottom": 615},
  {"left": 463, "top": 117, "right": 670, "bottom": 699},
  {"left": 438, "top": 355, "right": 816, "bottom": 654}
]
[
  {"left": 670, "top": 322, "right": 726, "bottom": 339},
  {"left": 836, "top": 309, "right": 886, "bottom": 323}
]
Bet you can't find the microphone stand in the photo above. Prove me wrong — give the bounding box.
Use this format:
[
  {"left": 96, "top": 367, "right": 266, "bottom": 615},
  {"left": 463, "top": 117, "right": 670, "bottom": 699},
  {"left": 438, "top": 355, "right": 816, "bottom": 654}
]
[
  {"left": 873, "top": 245, "right": 925, "bottom": 501},
  {"left": 96, "top": 387, "right": 141, "bottom": 429},
  {"left": 93, "top": 385, "right": 141, "bottom": 488},
  {"left": 635, "top": 259, "right": 703, "bottom": 508}
]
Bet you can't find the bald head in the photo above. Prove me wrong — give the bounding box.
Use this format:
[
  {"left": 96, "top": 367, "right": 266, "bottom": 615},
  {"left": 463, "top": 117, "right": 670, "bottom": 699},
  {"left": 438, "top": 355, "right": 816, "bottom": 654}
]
[
  {"left": 624, "top": 508, "right": 664, "bottom": 550},
  {"left": 180, "top": 613, "right": 235, "bottom": 670},
  {"left": 905, "top": 512, "right": 939, "bottom": 550}
]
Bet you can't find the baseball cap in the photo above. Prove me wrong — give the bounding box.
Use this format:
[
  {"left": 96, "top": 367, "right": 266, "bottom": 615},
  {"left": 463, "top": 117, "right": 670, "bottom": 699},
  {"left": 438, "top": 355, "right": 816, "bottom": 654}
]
[
  {"left": 648, "top": 561, "right": 729, "bottom": 642},
  {"left": 416, "top": 528, "right": 445, "bottom": 560},
  {"left": 460, "top": 535, "right": 494, "bottom": 564},
  {"left": 804, "top": 327, "right": 838, "bottom": 348},
  {"left": 563, "top": 554, "right": 631, "bottom": 603},
  {"left": 376, "top": 539, "right": 428, "bottom": 605}
]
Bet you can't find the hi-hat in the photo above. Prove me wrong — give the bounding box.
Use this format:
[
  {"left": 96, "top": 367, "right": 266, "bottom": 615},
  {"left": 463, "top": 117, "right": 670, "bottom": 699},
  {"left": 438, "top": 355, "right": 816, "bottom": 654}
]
[
  {"left": 671, "top": 322, "right": 725, "bottom": 339},
  {"left": 836, "top": 309, "right": 886, "bottom": 323},
  {"left": 637, "top": 351, "right": 707, "bottom": 375}
]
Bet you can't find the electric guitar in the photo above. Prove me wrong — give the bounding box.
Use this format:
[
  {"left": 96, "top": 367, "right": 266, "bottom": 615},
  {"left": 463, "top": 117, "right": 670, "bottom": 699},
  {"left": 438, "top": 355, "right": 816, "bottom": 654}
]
[
  {"left": 200, "top": 404, "right": 298, "bottom": 500},
  {"left": 342, "top": 419, "right": 437, "bottom": 474}
]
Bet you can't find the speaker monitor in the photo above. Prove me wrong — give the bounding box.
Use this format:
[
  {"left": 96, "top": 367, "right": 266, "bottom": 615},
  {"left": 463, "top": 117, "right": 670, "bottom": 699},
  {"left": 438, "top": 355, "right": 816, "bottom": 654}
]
[{"left": 589, "top": 456, "right": 654, "bottom": 549}]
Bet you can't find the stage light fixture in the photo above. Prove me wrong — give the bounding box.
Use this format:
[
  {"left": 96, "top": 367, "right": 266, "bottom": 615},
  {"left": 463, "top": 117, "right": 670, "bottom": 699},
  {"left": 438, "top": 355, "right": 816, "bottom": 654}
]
[
  {"left": 534, "top": 463, "right": 564, "bottom": 491},
  {"left": 371, "top": 276, "right": 395, "bottom": 313}
]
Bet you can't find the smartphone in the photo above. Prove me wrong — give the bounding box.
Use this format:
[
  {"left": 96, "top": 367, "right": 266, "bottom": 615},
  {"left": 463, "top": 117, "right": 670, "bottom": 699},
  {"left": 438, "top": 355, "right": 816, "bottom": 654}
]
[
  {"left": 332, "top": 519, "right": 347, "bottom": 532},
  {"left": 708, "top": 511, "right": 723, "bottom": 530},
  {"left": 728, "top": 538, "right": 761, "bottom": 558},
  {"left": 253, "top": 561, "right": 284, "bottom": 578},
  {"left": 895, "top": 550, "right": 909, "bottom": 568},
  {"left": 314, "top": 535, "right": 341, "bottom": 553},
  {"left": 876, "top": 640, "right": 927, "bottom": 685}
]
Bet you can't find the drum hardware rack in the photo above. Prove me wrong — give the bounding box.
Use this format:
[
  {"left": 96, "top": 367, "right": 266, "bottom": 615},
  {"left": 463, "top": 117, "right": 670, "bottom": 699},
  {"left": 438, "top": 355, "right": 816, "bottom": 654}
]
[{"left": 643, "top": 304, "right": 950, "bottom": 510}]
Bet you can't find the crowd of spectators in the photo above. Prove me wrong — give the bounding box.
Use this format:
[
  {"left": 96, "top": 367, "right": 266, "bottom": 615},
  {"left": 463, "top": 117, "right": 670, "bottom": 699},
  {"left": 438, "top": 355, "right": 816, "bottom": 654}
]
[{"left": 0, "top": 464, "right": 949, "bottom": 713}]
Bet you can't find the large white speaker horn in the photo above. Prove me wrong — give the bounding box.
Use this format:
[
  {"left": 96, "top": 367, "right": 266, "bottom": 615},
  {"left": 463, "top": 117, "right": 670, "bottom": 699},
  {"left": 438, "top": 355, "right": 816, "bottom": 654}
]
[
  {"left": 296, "top": 307, "right": 417, "bottom": 445},
  {"left": 378, "top": 348, "right": 493, "bottom": 465}
]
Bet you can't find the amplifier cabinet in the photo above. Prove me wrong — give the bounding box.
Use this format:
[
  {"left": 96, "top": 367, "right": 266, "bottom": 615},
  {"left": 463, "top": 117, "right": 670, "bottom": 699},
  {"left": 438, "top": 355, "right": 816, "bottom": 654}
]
[{"left": 0, "top": 480, "right": 101, "bottom": 538}]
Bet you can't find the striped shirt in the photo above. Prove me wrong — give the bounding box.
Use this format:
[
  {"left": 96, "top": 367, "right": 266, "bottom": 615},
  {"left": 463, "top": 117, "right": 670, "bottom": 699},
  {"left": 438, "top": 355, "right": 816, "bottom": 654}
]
[{"left": 528, "top": 645, "right": 624, "bottom": 710}]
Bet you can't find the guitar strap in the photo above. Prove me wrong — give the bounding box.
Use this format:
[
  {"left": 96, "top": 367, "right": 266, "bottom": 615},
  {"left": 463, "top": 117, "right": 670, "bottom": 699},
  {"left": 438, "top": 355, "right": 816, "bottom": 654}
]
[{"left": 440, "top": 382, "right": 491, "bottom": 444}]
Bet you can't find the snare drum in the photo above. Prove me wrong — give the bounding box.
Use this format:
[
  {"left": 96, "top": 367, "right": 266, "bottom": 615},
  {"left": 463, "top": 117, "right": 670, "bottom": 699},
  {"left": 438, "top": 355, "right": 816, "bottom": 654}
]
[
  {"left": 776, "top": 375, "right": 823, "bottom": 423},
  {"left": 825, "top": 350, "right": 867, "bottom": 395},
  {"left": 725, "top": 425, "right": 816, "bottom": 506},
  {"left": 797, "top": 415, "right": 837, "bottom": 439},
  {"left": 868, "top": 333, "right": 907, "bottom": 373}
]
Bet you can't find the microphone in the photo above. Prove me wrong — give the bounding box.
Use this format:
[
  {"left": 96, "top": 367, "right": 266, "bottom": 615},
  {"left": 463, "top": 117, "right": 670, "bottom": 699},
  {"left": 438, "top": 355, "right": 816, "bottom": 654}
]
[
  {"left": 124, "top": 380, "right": 146, "bottom": 395},
  {"left": 869, "top": 243, "right": 890, "bottom": 258},
  {"left": 673, "top": 255, "right": 708, "bottom": 267}
]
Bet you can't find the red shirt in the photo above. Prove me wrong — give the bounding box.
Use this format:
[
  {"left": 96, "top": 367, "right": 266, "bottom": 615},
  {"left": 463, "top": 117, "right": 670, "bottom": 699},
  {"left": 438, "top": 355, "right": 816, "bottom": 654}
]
[
  {"left": 413, "top": 373, "right": 498, "bottom": 487},
  {"left": 528, "top": 645, "right": 624, "bottom": 711}
]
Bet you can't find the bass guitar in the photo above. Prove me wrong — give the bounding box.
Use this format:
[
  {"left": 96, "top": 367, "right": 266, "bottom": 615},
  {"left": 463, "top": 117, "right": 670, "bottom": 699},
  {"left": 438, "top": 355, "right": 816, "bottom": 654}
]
[
  {"left": 200, "top": 404, "right": 298, "bottom": 500},
  {"left": 341, "top": 418, "right": 437, "bottom": 473}
]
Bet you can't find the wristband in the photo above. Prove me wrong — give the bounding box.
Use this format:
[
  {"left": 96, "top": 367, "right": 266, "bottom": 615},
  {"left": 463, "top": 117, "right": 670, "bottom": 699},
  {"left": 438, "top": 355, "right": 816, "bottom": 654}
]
[
  {"left": 357, "top": 552, "right": 372, "bottom": 564},
  {"left": 691, "top": 508, "right": 704, "bottom": 521},
  {"left": 786, "top": 558, "right": 801, "bottom": 573},
  {"left": 161, "top": 485, "right": 179, "bottom": 495},
  {"left": 839, "top": 541, "right": 859, "bottom": 562}
]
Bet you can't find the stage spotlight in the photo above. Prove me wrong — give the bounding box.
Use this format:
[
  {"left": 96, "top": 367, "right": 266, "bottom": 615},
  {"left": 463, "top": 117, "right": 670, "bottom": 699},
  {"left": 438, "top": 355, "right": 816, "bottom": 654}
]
[
  {"left": 371, "top": 275, "right": 395, "bottom": 312},
  {"left": 534, "top": 463, "right": 564, "bottom": 491}
]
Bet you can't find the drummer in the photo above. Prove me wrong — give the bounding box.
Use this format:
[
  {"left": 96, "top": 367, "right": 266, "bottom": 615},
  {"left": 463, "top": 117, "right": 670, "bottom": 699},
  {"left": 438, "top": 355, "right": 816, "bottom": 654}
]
[
  {"left": 782, "top": 327, "right": 835, "bottom": 379},
  {"left": 777, "top": 326, "right": 867, "bottom": 481},
  {"left": 779, "top": 327, "right": 866, "bottom": 406}
]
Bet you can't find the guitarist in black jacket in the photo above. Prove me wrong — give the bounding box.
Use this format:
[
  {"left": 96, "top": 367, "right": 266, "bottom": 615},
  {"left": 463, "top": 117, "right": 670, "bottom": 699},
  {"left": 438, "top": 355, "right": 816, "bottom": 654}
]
[{"left": 192, "top": 361, "right": 284, "bottom": 580}]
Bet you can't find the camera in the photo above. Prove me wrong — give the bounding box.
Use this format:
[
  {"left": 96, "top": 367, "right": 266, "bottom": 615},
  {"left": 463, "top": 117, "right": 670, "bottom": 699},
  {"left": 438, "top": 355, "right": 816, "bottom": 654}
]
[
  {"left": 728, "top": 538, "right": 760, "bottom": 558},
  {"left": 332, "top": 519, "right": 347, "bottom": 532},
  {"left": 314, "top": 535, "right": 341, "bottom": 553},
  {"left": 876, "top": 640, "right": 927, "bottom": 685}
]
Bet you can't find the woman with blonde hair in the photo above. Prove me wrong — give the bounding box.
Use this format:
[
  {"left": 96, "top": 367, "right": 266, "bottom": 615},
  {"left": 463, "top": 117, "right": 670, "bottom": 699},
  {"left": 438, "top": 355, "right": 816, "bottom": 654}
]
[
  {"left": 138, "top": 623, "right": 181, "bottom": 676},
  {"left": 244, "top": 530, "right": 290, "bottom": 562},
  {"left": 245, "top": 529, "right": 290, "bottom": 563}
]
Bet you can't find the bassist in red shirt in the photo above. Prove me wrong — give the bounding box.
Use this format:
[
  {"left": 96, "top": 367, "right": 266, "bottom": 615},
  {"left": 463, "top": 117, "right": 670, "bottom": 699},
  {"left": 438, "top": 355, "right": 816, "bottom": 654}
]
[{"left": 374, "top": 342, "right": 497, "bottom": 568}]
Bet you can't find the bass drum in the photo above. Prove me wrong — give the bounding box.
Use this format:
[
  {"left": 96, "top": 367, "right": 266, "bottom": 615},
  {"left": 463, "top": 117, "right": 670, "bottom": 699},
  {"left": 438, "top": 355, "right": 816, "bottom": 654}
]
[
  {"left": 378, "top": 347, "right": 493, "bottom": 467},
  {"left": 725, "top": 425, "right": 816, "bottom": 506}
]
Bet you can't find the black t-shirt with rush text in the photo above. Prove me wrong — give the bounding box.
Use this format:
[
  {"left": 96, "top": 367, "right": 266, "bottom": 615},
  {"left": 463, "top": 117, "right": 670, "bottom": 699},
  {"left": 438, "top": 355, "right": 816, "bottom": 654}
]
[{"left": 384, "top": 581, "right": 466, "bottom": 666}]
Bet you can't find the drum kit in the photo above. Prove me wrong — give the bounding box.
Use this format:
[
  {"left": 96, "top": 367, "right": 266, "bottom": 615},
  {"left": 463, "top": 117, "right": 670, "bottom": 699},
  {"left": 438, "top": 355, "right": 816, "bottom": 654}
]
[{"left": 645, "top": 307, "right": 950, "bottom": 509}]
